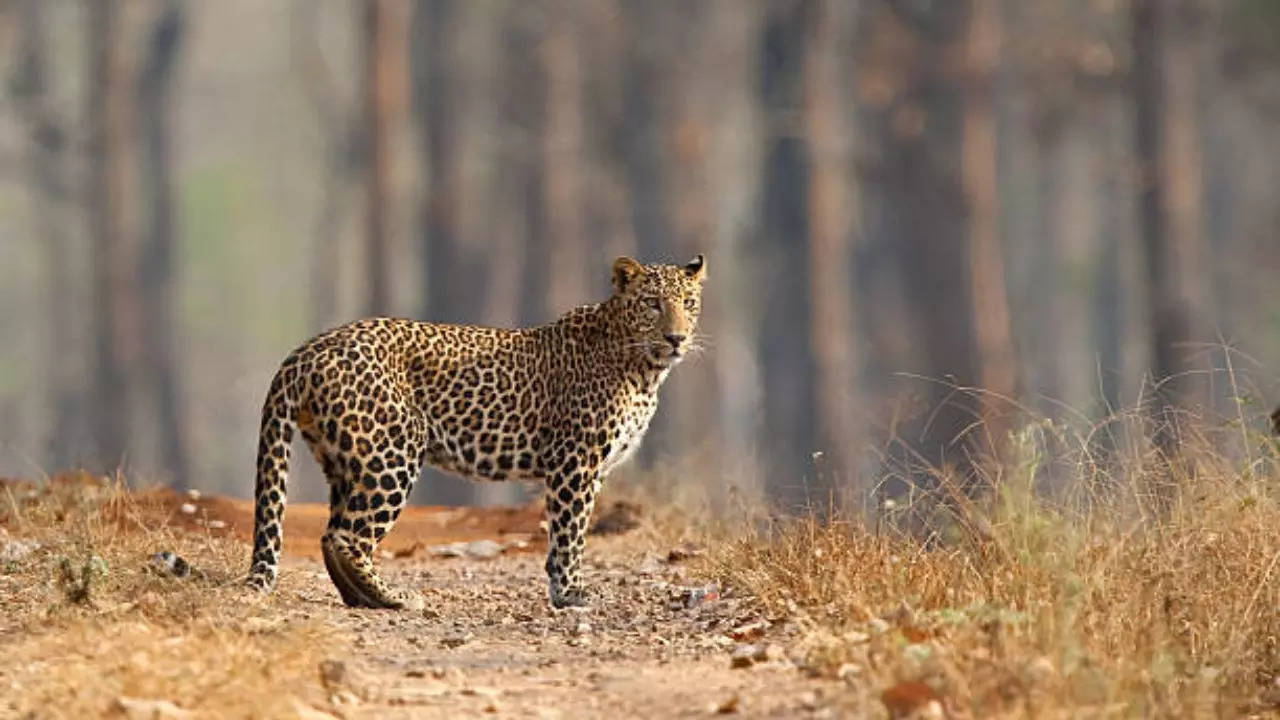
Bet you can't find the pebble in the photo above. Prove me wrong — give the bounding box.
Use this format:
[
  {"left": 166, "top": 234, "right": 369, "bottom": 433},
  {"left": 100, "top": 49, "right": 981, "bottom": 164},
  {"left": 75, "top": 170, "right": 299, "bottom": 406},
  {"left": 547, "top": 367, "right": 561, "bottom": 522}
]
[
  {"left": 713, "top": 694, "right": 740, "bottom": 714},
  {"left": 115, "top": 697, "right": 192, "bottom": 720},
  {"left": 440, "top": 631, "right": 474, "bottom": 648},
  {"left": 728, "top": 620, "right": 768, "bottom": 642},
  {"left": 730, "top": 644, "right": 758, "bottom": 669},
  {"left": 148, "top": 551, "right": 190, "bottom": 578}
]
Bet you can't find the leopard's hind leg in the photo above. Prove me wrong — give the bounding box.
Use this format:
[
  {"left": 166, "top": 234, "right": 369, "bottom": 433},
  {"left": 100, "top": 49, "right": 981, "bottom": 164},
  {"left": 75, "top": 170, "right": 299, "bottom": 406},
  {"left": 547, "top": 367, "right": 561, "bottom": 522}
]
[{"left": 316, "top": 415, "right": 425, "bottom": 610}]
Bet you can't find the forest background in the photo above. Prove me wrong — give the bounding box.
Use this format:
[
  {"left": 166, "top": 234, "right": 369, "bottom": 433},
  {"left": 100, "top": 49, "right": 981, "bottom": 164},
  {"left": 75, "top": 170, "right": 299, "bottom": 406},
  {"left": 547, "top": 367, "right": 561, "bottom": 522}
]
[{"left": 0, "top": 0, "right": 1277, "bottom": 508}]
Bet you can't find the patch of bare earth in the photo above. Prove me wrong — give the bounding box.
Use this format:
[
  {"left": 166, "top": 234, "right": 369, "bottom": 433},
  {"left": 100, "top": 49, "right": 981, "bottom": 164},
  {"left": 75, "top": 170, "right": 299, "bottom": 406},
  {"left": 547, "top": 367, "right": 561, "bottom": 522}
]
[{"left": 0, "top": 475, "right": 839, "bottom": 719}]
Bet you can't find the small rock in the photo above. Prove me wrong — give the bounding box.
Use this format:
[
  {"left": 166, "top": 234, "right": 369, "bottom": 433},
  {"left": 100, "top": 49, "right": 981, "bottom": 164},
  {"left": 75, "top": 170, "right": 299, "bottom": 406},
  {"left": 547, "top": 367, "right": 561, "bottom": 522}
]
[
  {"left": 148, "top": 551, "right": 190, "bottom": 579},
  {"left": 440, "top": 630, "right": 473, "bottom": 648},
  {"left": 319, "top": 659, "right": 349, "bottom": 690},
  {"left": 589, "top": 500, "right": 643, "bottom": 535},
  {"left": 757, "top": 644, "right": 785, "bottom": 662},
  {"left": 114, "top": 697, "right": 193, "bottom": 720},
  {"left": 713, "top": 694, "right": 740, "bottom": 714},
  {"left": 573, "top": 621, "right": 592, "bottom": 635},
  {"left": 841, "top": 630, "right": 870, "bottom": 645},
  {"left": 728, "top": 620, "right": 768, "bottom": 642},
  {"left": 667, "top": 542, "right": 705, "bottom": 563},
  {"left": 429, "top": 539, "right": 505, "bottom": 560},
  {"left": 464, "top": 539, "right": 504, "bottom": 559},
  {"left": 430, "top": 543, "right": 466, "bottom": 558},
  {"left": 730, "top": 644, "right": 758, "bottom": 669},
  {"left": 179, "top": 503, "right": 196, "bottom": 515},
  {"left": 637, "top": 552, "right": 665, "bottom": 575},
  {"left": 185, "top": 488, "right": 202, "bottom": 501},
  {"left": 461, "top": 686, "right": 501, "bottom": 698},
  {"left": 393, "top": 542, "right": 424, "bottom": 558},
  {"left": 672, "top": 583, "right": 721, "bottom": 610}
]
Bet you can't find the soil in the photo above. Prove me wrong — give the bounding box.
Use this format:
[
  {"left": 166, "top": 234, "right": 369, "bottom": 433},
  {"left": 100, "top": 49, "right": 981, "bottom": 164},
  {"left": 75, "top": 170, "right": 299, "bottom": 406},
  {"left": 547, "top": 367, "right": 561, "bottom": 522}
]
[{"left": 146, "top": 489, "right": 842, "bottom": 718}]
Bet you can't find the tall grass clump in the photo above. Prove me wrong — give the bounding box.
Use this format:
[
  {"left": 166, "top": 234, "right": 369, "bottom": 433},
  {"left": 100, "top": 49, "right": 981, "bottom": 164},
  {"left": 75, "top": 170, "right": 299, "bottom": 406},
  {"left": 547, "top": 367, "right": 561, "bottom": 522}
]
[{"left": 714, "top": 393, "right": 1280, "bottom": 718}]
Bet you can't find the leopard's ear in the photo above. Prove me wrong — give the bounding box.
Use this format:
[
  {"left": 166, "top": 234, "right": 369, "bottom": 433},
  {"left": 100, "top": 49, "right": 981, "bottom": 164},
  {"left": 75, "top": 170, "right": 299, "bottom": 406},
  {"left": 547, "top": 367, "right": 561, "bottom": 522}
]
[
  {"left": 684, "top": 253, "right": 706, "bottom": 281},
  {"left": 612, "top": 256, "right": 643, "bottom": 294}
]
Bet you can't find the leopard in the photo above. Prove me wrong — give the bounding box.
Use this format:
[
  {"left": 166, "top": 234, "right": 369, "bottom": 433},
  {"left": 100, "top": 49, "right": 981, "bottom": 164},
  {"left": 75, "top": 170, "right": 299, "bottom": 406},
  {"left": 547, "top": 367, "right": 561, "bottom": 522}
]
[{"left": 244, "top": 254, "right": 706, "bottom": 610}]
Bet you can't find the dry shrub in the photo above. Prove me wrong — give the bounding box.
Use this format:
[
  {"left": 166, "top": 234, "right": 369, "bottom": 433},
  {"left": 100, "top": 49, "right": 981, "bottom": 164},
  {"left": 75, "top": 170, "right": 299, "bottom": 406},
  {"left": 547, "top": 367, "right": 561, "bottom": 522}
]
[
  {"left": 713, "top": 402, "right": 1280, "bottom": 718},
  {"left": 0, "top": 473, "right": 340, "bottom": 719}
]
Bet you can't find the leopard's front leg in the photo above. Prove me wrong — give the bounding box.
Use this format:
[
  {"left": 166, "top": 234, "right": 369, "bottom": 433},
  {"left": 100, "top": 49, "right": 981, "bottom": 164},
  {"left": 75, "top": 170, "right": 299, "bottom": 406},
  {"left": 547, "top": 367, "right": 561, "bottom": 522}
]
[{"left": 543, "top": 463, "right": 599, "bottom": 608}]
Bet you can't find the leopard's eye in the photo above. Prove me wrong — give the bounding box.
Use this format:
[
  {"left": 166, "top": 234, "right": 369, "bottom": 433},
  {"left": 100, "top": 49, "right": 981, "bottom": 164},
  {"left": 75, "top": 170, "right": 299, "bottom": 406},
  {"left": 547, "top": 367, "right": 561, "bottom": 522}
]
[
  {"left": 684, "top": 298, "right": 697, "bottom": 311},
  {"left": 646, "top": 297, "right": 662, "bottom": 312}
]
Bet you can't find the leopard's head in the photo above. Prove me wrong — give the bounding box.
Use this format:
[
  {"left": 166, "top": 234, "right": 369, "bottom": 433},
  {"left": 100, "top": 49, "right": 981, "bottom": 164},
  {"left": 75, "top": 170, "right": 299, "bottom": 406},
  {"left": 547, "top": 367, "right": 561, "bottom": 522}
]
[{"left": 610, "top": 254, "right": 707, "bottom": 369}]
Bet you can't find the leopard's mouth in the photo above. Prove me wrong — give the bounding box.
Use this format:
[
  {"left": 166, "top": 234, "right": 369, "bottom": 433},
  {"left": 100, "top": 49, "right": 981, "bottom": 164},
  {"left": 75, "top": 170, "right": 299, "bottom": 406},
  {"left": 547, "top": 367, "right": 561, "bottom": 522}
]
[{"left": 649, "top": 345, "right": 684, "bottom": 367}]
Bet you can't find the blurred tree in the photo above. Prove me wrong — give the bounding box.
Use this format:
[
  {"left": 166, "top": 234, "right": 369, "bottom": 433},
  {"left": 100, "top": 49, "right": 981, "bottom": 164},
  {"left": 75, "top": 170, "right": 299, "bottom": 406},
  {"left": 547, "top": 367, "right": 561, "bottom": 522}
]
[
  {"left": 137, "top": 0, "right": 190, "bottom": 487},
  {"left": 541, "top": 2, "right": 588, "bottom": 316},
  {"left": 1132, "top": 0, "right": 1213, "bottom": 425},
  {"left": 12, "top": 0, "right": 86, "bottom": 468},
  {"left": 804, "top": 0, "right": 862, "bottom": 499},
  {"left": 620, "top": 0, "right": 674, "bottom": 261},
  {"left": 412, "top": 0, "right": 468, "bottom": 330},
  {"left": 962, "top": 0, "right": 1019, "bottom": 421},
  {"left": 863, "top": 1, "right": 980, "bottom": 472},
  {"left": 757, "top": 0, "right": 816, "bottom": 506},
  {"left": 361, "top": 0, "right": 409, "bottom": 317},
  {"left": 87, "top": 0, "right": 136, "bottom": 469},
  {"left": 292, "top": 0, "right": 359, "bottom": 331}
]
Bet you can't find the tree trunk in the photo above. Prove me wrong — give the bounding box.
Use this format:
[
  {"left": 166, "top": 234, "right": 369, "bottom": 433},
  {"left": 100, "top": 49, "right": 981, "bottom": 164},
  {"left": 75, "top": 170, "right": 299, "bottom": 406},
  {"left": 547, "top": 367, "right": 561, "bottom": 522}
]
[
  {"left": 542, "top": 9, "right": 587, "bottom": 316},
  {"left": 804, "top": 0, "right": 862, "bottom": 501},
  {"left": 962, "top": 0, "right": 1018, "bottom": 420},
  {"left": 1132, "top": 0, "right": 1211, "bottom": 434},
  {"left": 1159, "top": 0, "right": 1212, "bottom": 408},
  {"left": 867, "top": 1, "right": 978, "bottom": 476},
  {"left": 292, "top": 0, "right": 357, "bottom": 331},
  {"left": 362, "top": 0, "right": 409, "bottom": 317},
  {"left": 757, "top": 0, "right": 815, "bottom": 508},
  {"left": 137, "top": 0, "right": 189, "bottom": 487},
  {"left": 14, "top": 0, "right": 84, "bottom": 468},
  {"left": 87, "top": 0, "right": 136, "bottom": 469},
  {"left": 413, "top": 0, "right": 464, "bottom": 326},
  {"left": 621, "top": 0, "right": 673, "bottom": 260}
]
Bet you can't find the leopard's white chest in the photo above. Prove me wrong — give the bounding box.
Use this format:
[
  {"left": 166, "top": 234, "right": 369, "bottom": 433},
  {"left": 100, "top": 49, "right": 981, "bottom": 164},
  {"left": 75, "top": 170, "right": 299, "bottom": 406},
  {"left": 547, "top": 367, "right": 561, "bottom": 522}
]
[{"left": 599, "top": 398, "right": 659, "bottom": 477}]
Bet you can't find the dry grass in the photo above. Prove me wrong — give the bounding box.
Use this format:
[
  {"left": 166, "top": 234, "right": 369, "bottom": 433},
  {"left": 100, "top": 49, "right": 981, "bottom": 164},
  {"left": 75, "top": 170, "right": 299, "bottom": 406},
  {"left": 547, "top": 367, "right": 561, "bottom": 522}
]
[
  {"left": 712, "top": 403, "right": 1280, "bottom": 718},
  {"left": 0, "top": 473, "right": 340, "bottom": 719}
]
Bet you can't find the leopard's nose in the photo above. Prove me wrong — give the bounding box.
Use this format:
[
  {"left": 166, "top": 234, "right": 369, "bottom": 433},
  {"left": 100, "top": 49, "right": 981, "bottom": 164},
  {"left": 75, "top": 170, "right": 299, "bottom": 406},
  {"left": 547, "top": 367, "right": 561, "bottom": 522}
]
[{"left": 664, "top": 333, "right": 686, "bottom": 349}]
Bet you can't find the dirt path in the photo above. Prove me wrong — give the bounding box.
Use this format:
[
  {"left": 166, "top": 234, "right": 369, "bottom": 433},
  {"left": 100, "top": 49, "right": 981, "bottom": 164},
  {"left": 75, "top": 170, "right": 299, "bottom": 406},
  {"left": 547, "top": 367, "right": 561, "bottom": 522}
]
[
  {"left": 274, "top": 538, "right": 836, "bottom": 719},
  {"left": 144, "top": 488, "right": 843, "bottom": 719}
]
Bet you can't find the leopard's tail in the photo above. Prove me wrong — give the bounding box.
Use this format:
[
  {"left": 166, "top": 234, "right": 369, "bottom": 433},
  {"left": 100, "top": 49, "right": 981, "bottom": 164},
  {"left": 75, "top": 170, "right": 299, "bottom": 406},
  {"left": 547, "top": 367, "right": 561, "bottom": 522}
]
[{"left": 245, "top": 368, "right": 298, "bottom": 593}]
